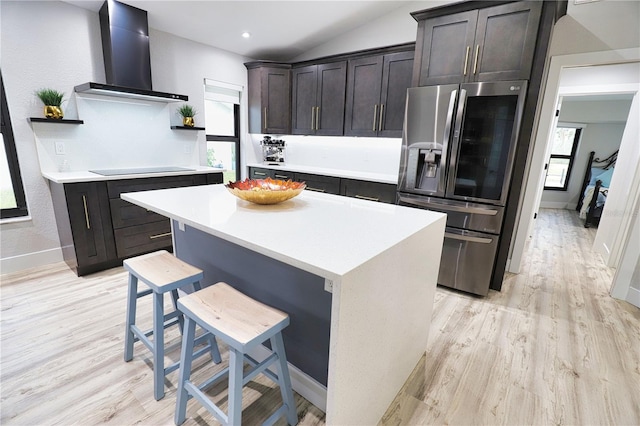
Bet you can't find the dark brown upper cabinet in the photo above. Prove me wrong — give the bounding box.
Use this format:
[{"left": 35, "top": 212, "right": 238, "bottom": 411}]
[
  {"left": 246, "top": 62, "right": 291, "bottom": 134},
  {"left": 344, "top": 51, "right": 414, "bottom": 137},
  {"left": 291, "top": 61, "right": 347, "bottom": 136},
  {"left": 413, "top": 1, "right": 542, "bottom": 86}
]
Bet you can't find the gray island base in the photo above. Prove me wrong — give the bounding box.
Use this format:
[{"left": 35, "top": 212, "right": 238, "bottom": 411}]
[{"left": 122, "top": 184, "right": 446, "bottom": 424}]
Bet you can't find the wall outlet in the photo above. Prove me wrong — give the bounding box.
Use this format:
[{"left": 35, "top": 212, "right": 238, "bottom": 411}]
[
  {"left": 184, "top": 143, "right": 191, "bottom": 154},
  {"left": 55, "top": 141, "right": 65, "bottom": 155}
]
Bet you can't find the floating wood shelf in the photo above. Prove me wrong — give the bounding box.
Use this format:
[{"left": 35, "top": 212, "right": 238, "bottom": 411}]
[
  {"left": 171, "top": 126, "right": 205, "bottom": 131},
  {"left": 29, "top": 118, "right": 84, "bottom": 124}
]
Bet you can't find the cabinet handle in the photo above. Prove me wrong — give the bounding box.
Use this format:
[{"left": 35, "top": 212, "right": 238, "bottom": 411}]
[
  {"left": 306, "top": 187, "right": 326, "bottom": 193},
  {"left": 315, "top": 106, "right": 320, "bottom": 130},
  {"left": 378, "top": 104, "right": 384, "bottom": 132},
  {"left": 82, "top": 195, "right": 91, "bottom": 230},
  {"left": 355, "top": 194, "right": 379, "bottom": 202},
  {"left": 254, "top": 171, "right": 267, "bottom": 176},
  {"left": 372, "top": 104, "right": 378, "bottom": 131},
  {"left": 274, "top": 174, "right": 290, "bottom": 179},
  {"left": 311, "top": 107, "right": 315, "bottom": 131},
  {"left": 149, "top": 232, "right": 172, "bottom": 240},
  {"left": 463, "top": 46, "right": 470, "bottom": 76},
  {"left": 473, "top": 44, "right": 479, "bottom": 75},
  {"left": 263, "top": 107, "right": 268, "bottom": 130}
]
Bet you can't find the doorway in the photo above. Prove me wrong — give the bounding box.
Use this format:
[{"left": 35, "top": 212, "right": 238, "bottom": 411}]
[{"left": 509, "top": 49, "right": 640, "bottom": 307}]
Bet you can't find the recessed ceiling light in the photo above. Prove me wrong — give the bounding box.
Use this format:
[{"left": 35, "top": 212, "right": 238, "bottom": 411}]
[{"left": 242, "top": 32, "right": 251, "bottom": 38}]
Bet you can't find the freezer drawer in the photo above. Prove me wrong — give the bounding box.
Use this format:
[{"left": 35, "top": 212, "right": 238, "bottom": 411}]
[
  {"left": 438, "top": 227, "right": 498, "bottom": 296},
  {"left": 397, "top": 192, "right": 504, "bottom": 234}
]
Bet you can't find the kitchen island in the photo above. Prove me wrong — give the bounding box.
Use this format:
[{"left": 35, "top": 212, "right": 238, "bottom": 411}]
[{"left": 122, "top": 184, "right": 446, "bottom": 425}]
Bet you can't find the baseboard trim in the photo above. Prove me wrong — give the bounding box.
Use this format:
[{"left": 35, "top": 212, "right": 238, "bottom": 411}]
[
  {"left": 626, "top": 286, "right": 640, "bottom": 308},
  {"left": 1, "top": 247, "right": 64, "bottom": 277},
  {"left": 248, "top": 344, "right": 327, "bottom": 412},
  {"left": 539, "top": 201, "right": 568, "bottom": 209}
]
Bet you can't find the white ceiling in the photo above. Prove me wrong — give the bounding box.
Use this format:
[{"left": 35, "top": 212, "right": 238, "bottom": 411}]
[{"left": 62, "top": 0, "right": 427, "bottom": 62}]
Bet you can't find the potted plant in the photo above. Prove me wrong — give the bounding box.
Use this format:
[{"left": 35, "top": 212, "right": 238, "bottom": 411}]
[
  {"left": 177, "top": 104, "right": 197, "bottom": 127},
  {"left": 35, "top": 88, "right": 65, "bottom": 119}
]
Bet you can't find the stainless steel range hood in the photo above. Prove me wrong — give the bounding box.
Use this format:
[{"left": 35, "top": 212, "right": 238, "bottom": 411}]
[{"left": 75, "top": 0, "right": 187, "bottom": 103}]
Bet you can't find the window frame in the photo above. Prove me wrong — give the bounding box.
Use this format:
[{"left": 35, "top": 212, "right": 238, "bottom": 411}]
[
  {"left": 1, "top": 71, "right": 29, "bottom": 219},
  {"left": 543, "top": 126, "right": 582, "bottom": 191},
  {"left": 206, "top": 103, "right": 241, "bottom": 182}
]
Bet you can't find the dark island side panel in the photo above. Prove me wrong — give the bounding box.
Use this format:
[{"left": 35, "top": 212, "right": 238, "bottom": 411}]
[{"left": 172, "top": 221, "right": 332, "bottom": 387}]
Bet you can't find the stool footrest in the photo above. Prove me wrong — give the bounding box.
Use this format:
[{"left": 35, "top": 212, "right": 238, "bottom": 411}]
[
  {"left": 185, "top": 380, "right": 229, "bottom": 425},
  {"left": 137, "top": 288, "right": 153, "bottom": 298},
  {"left": 243, "top": 352, "right": 279, "bottom": 386},
  {"left": 244, "top": 353, "right": 280, "bottom": 384}
]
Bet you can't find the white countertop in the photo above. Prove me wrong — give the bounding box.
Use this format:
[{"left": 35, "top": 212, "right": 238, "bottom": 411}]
[
  {"left": 42, "top": 166, "right": 223, "bottom": 184},
  {"left": 247, "top": 163, "right": 398, "bottom": 185},
  {"left": 122, "top": 184, "right": 445, "bottom": 280}
]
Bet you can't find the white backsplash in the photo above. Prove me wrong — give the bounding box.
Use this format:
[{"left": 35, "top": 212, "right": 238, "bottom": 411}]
[
  {"left": 249, "top": 134, "right": 402, "bottom": 177},
  {"left": 32, "top": 93, "right": 201, "bottom": 173}
]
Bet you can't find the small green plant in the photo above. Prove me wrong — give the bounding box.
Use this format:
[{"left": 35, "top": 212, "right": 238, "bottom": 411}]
[
  {"left": 35, "top": 88, "right": 64, "bottom": 106},
  {"left": 177, "top": 104, "right": 197, "bottom": 118}
]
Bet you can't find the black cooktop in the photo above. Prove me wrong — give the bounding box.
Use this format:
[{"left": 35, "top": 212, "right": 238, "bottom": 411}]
[{"left": 89, "top": 166, "right": 195, "bottom": 176}]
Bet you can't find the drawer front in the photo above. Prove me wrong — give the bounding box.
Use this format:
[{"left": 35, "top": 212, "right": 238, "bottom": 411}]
[
  {"left": 249, "top": 167, "right": 273, "bottom": 179},
  {"left": 341, "top": 179, "right": 398, "bottom": 204},
  {"left": 114, "top": 220, "right": 172, "bottom": 259},
  {"left": 110, "top": 198, "right": 167, "bottom": 229},
  {"left": 295, "top": 172, "right": 340, "bottom": 195},
  {"left": 107, "top": 175, "right": 197, "bottom": 198},
  {"left": 271, "top": 170, "right": 296, "bottom": 181}
]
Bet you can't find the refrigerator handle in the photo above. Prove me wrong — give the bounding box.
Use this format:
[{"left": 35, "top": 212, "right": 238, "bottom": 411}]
[
  {"left": 440, "top": 89, "right": 457, "bottom": 194},
  {"left": 447, "top": 88, "right": 467, "bottom": 197}
]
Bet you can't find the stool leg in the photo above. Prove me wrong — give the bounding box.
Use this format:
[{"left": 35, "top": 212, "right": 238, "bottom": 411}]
[
  {"left": 124, "top": 274, "right": 138, "bottom": 362},
  {"left": 153, "top": 291, "right": 165, "bottom": 401},
  {"left": 175, "top": 316, "right": 196, "bottom": 426},
  {"left": 271, "top": 333, "right": 298, "bottom": 425},
  {"left": 192, "top": 281, "right": 222, "bottom": 364},
  {"left": 227, "top": 348, "right": 245, "bottom": 425},
  {"left": 170, "top": 289, "right": 185, "bottom": 333}
]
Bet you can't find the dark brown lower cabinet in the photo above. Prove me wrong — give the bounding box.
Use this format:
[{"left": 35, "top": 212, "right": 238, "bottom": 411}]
[
  {"left": 50, "top": 172, "right": 222, "bottom": 276},
  {"left": 247, "top": 167, "right": 397, "bottom": 203}
]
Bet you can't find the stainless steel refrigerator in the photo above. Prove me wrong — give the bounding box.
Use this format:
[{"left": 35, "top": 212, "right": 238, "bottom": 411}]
[{"left": 397, "top": 81, "right": 527, "bottom": 296}]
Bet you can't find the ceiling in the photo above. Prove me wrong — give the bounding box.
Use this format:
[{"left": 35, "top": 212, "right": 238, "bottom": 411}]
[{"left": 62, "top": 0, "right": 429, "bottom": 62}]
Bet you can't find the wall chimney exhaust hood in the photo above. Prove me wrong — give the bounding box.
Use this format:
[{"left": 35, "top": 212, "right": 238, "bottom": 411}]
[{"left": 75, "top": 0, "right": 188, "bottom": 103}]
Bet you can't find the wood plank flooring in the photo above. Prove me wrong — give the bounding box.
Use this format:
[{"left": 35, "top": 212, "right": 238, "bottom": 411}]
[
  {"left": 381, "top": 209, "right": 640, "bottom": 425},
  {"left": 1, "top": 209, "right": 638, "bottom": 425}
]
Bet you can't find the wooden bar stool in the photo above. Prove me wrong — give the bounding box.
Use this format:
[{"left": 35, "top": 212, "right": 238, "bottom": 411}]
[
  {"left": 175, "top": 282, "right": 298, "bottom": 426},
  {"left": 123, "top": 250, "right": 222, "bottom": 401}
]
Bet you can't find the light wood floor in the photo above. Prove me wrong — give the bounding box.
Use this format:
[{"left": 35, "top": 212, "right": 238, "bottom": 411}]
[{"left": 1, "top": 209, "right": 639, "bottom": 425}]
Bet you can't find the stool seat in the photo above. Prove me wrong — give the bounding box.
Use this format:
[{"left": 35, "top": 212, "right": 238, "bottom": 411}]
[
  {"left": 123, "top": 250, "right": 203, "bottom": 291},
  {"left": 123, "top": 250, "right": 221, "bottom": 401},
  {"left": 178, "top": 282, "right": 289, "bottom": 350},
  {"left": 175, "top": 282, "right": 298, "bottom": 425}
]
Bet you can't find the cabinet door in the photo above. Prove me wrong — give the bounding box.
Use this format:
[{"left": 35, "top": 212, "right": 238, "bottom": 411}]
[
  {"left": 291, "top": 65, "right": 318, "bottom": 135},
  {"left": 415, "top": 10, "right": 477, "bottom": 86},
  {"left": 474, "top": 2, "right": 542, "bottom": 82},
  {"left": 262, "top": 67, "right": 291, "bottom": 134},
  {"left": 316, "top": 61, "right": 347, "bottom": 136},
  {"left": 65, "top": 182, "right": 117, "bottom": 271},
  {"left": 344, "top": 55, "right": 383, "bottom": 137},
  {"left": 378, "top": 51, "right": 414, "bottom": 138}
]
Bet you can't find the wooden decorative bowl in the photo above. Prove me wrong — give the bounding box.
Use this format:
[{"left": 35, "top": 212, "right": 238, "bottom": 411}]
[{"left": 225, "top": 177, "right": 306, "bottom": 205}]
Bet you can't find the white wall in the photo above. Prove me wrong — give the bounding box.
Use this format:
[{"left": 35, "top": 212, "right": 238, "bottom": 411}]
[
  {"left": 0, "top": 1, "right": 251, "bottom": 274},
  {"left": 292, "top": 1, "right": 452, "bottom": 62}
]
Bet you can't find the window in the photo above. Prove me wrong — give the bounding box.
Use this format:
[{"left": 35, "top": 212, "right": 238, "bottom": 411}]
[
  {"left": 204, "top": 80, "right": 241, "bottom": 183},
  {"left": 1, "top": 71, "right": 28, "bottom": 219},
  {"left": 544, "top": 126, "right": 582, "bottom": 191}
]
